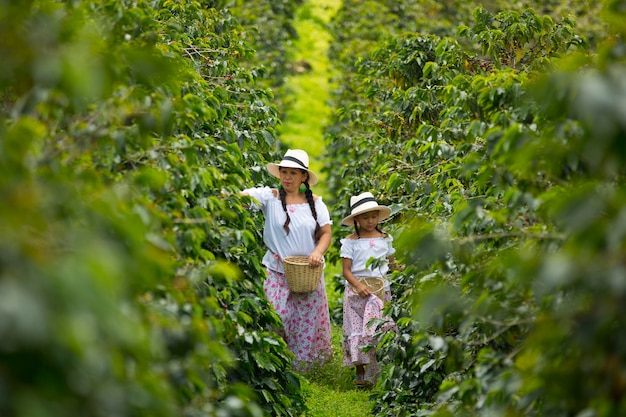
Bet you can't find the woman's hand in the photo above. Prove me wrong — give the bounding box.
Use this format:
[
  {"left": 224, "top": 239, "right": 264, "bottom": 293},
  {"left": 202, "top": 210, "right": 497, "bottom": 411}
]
[
  {"left": 391, "top": 262, "right": 405, "bottom": 272},
  {"left": 354, "top": 282, "right": 372, "bottom": 298},
  {"left": 308, "top": 251, "right": 324, "bottom": 267},
  {"left": 388, "top": 256, "right": 405, "bottom": 272}
]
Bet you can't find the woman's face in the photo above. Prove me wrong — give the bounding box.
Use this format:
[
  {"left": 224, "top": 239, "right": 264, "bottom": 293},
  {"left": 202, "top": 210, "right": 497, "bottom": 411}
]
[
  {"left": 355, "top": 210, "right": 380, "bottom": 232},
  {"left": 279, "top": 167, "right": 308, "bottom": 192}
]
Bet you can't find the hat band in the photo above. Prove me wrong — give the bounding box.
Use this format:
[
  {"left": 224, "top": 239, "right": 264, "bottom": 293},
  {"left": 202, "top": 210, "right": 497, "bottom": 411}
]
[
  {"left": 350, "top": 197, "right": 377, "bottom": 212},
  {"left": 281, "top": 156, "right": 308, "bottom": 169}
]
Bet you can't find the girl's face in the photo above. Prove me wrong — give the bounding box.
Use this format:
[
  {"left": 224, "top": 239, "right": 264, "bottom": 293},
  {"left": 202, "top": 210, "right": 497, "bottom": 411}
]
[
  {"left": 355, "top": 210, "right": 380, "bottom": 232},
  {"left": 279, "top": 167, "right": 308, "bottom": 192}
]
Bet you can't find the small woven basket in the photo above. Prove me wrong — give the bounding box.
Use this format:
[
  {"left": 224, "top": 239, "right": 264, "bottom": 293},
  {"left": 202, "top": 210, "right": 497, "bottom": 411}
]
[
  {"left": 357, "top": 277, "right": 386, "bottom": 302},
  {"left": 283, "top": 256, "right": 323, "bottom": 293}
]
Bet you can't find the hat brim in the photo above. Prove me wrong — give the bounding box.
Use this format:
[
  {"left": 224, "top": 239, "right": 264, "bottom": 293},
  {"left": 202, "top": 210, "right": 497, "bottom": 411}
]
[
  {"left": 267, "top": 162, "right": 318, "bottom": 186},
  {"left": 341, "top": 206, "right": 392, "bottom": 226}
]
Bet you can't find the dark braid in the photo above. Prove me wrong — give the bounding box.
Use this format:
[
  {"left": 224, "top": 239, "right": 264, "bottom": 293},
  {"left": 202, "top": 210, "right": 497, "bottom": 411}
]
[
  {"left": 303, "top": 180, "right": 321, "bottom": 242},
  {"left": 279, "top": 170, "right": 317, "bottom": 236},
  {"left": 279, "top": 187, "right": 291, "bottom": 235}
]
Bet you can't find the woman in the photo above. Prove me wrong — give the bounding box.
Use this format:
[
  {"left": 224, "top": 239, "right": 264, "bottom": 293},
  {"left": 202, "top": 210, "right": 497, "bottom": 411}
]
[{"left": 241, "top": 149, "right": 332, "bottom": 370}]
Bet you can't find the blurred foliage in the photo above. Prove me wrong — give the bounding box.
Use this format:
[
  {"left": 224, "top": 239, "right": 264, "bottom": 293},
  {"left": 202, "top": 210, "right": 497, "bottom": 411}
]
[
  {"left": 0, "top": 0, "right": 307, "bottom": 416},
  {"left": 323, "top": 0, "right": 626, "bottom": 416}
]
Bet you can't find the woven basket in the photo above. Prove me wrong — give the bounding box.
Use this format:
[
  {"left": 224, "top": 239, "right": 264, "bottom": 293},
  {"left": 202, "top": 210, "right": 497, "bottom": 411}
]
[
  {"left": 357, "top": 277, "right": 386, "bottom": 302},
  {"left": 283, "top": 256, "right": 323, "bottom": 293}
]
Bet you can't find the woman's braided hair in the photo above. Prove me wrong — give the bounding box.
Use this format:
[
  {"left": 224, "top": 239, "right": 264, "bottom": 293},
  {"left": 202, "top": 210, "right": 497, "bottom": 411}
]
[{"left": 278, "top": 171, "right": 321, "bottom": 242}]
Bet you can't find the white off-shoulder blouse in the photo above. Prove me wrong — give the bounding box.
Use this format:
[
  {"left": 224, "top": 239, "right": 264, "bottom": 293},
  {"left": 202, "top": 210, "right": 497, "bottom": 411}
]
[
  {"left": 340, "top": 235, "right": 396, "bottom": 290},
  {"left": 244, "top": 186, "right": 332, "bottom": 273}
]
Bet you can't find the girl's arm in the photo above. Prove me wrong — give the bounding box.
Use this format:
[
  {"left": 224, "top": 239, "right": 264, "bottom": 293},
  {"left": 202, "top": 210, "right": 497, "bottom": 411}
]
[
  {"left": 309, "top": 223, "right": 331, "bottom": 267},
  {"left": 387, "top": 255, "right": 405, "bottom": 271},
  {"left": 343, "top": 257, "right": 372, "bottom": 298}
]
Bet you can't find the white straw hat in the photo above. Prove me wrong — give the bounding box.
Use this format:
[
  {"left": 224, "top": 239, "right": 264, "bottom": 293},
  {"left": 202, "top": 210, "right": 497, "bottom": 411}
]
[
  {"left": 267, "top": 149, "right": 318, "bottom": 185},
  {"left": 341, "top": 192, "right": 392, "bottom": 226}
]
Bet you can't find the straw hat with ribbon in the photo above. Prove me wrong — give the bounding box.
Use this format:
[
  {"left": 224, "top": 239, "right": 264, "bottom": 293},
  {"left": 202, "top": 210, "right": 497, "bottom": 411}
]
[
  {"left": 342, "top": 192, "right": 392, "bottom": 226},
  {"left": 266, "top": 149, "right": 318, "bottom": 186}
]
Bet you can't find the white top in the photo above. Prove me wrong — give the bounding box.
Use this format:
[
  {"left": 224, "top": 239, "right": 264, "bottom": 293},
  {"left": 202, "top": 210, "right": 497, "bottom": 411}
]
[
  {"left": 244, "top": 186, "right": 332, "bottom": 273},
  {"left": 340, "top": 235, "right": 396, "bottom": 290}
]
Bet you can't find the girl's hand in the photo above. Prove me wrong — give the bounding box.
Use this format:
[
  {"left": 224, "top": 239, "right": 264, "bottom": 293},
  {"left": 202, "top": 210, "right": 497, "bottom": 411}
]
[
  {"left": 389, "top": 258, "right": 405, "bottom": 272},
  {"left": 308, "top": 251, "right": 324, "bottom": 267},
  {"left": 355, "top": 282, "right": 372, "bottom": 298}
]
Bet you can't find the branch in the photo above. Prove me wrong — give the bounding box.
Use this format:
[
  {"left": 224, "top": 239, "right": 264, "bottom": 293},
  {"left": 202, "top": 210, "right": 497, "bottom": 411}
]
[
  {"left": 456, "top": 231, "right": 565, "bottom": 245},
  {"left": 182, "top": 43, "right": 228, "bottom": 62},
  {"left": 464, "top": 316, "right": 534, "bottom": 347},
  {"left": 173, "top": 217, "right": 213, "bottom": 224}
]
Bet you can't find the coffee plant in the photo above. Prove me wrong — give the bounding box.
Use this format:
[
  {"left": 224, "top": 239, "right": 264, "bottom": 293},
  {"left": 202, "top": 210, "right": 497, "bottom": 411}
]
[
  {"left": 323, "top": 1, "right": 625, "bottom": 416},
  {"left": 1, "top": 1, "right": 306, "bottom": 416}
]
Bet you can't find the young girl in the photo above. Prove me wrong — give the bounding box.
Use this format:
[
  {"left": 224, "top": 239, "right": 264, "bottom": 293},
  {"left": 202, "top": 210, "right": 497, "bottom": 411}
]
[{"left": 340, "top": 192, "right": 398, "bottom": 387}]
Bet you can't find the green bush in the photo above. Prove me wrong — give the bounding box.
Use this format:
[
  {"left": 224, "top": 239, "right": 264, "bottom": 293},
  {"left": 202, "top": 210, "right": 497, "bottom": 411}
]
[
  {"left": 0, "top": 1, "right": 307, "bottom": 416},
  {"left": 323, "top": 1, "right": 626, "bottom": 416}
]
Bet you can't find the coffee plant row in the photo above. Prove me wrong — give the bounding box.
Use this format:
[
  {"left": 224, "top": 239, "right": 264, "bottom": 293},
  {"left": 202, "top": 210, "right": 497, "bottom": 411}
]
[
  {"left": 1, "top": 1, "right": 307, "bottom": 416},
  {"left": 322, "top": 1, "right": 626, "bottom": 416}
]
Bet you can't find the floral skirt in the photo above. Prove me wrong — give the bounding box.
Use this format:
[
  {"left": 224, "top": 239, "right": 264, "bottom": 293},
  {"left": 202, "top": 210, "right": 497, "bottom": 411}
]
[
  {"left": 264, "top": 268, "right": 333, "bottom": 371},
  {"left": 342, "top": 285, "right": 395, "bottom": 383}
]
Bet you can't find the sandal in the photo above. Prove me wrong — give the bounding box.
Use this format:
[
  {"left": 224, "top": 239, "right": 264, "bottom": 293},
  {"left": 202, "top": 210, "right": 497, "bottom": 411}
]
[{"left": 355, "top": 374, "right": 373, "bottom": 388}]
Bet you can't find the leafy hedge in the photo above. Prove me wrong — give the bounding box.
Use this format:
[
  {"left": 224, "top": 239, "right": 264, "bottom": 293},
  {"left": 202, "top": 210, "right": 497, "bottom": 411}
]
[
  {"left": 0, "top": 1, "right": 307, "bottom": 416},
  {"left": 323, "top": 0, "right": 625, "bottom": 416}
]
